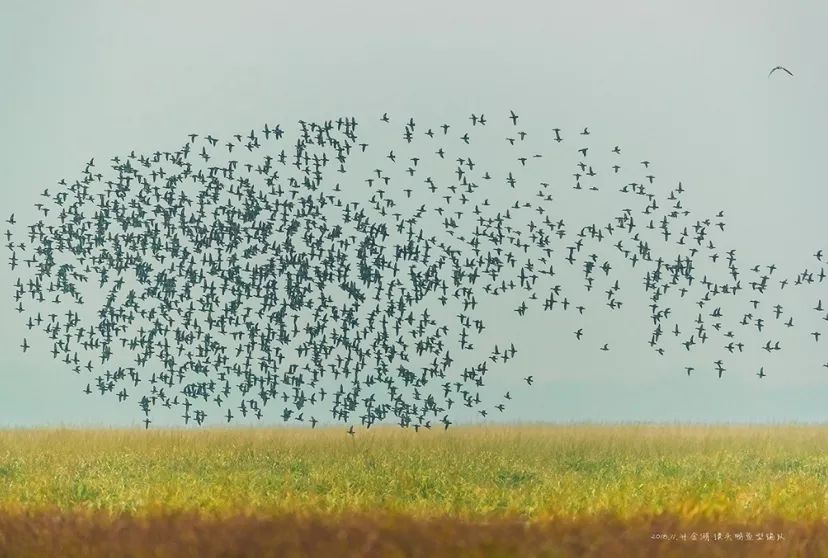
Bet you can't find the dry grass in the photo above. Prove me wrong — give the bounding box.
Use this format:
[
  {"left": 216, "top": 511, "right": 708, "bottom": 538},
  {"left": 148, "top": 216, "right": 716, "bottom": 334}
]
[{"left": 0, "top": 510, "right": 823, "bottom": 558}]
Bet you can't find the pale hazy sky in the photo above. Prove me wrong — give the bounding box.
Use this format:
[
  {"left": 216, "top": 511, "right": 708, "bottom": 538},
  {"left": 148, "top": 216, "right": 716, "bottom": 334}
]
[{"left": 1, "top": 1, "right": 827, "bottom": 426}]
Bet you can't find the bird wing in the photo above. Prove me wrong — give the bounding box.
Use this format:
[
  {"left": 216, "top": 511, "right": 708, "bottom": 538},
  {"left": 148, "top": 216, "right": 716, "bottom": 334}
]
[{"left": 769, "top": 66, "right": 793, "bottom": 77}]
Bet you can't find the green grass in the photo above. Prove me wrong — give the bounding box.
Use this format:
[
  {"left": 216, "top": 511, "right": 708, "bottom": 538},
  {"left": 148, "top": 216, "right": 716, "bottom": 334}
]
[{"left": 0, "top": 424, "right": 826, "bottom": 522}]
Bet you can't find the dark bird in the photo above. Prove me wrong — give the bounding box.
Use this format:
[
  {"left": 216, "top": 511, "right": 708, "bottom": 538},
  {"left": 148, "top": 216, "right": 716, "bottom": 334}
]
[{"left": 768, "top": 66, "right": 793, "bottom": 77}]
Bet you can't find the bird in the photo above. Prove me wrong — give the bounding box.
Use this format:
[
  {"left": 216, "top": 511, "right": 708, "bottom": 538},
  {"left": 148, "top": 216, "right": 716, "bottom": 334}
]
[{"left": 768, "top": 66, "right": 793, "bottom": 78}]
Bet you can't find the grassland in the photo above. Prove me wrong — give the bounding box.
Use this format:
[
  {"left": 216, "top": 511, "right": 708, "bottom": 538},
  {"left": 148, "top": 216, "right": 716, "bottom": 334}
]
[{"left": 0, "top": 424, "right": 826, "bottom": 556}]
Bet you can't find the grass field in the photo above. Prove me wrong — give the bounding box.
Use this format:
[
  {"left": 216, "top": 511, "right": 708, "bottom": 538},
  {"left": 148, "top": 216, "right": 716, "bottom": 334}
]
[{"left": 0, "top": 424, "right": 826, "bottom": 557}]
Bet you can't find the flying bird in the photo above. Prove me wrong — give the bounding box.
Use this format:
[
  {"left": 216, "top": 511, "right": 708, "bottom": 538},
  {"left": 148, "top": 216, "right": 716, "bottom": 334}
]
[{"left": 768, "top": 66, "right": 793, "bottom": 78}]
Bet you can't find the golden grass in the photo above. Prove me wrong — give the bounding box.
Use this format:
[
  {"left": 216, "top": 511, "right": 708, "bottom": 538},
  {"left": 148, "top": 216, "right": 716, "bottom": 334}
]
[
  {"left": 0, "top": 424, "right": 826, "bottom": 520},
  {"left": 0, "top": 424, "right": 825, "bottom": 556}
]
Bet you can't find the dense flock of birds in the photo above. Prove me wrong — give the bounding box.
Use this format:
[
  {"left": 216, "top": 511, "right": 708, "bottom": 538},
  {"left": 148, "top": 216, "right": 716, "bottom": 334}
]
[{"left": 5, "top": 111, "right": 825, "bottom": 432}]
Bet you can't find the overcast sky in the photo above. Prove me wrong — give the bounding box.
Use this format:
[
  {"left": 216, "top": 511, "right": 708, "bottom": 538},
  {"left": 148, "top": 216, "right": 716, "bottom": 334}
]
[{"left": 1, "top": 1, "right": 827, "bottom": 427}]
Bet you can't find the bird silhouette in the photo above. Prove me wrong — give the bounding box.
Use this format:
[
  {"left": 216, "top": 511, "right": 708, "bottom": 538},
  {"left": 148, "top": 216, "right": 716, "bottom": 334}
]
[{"left": 768, "top": 66, "right": 793, "bottom": 77}]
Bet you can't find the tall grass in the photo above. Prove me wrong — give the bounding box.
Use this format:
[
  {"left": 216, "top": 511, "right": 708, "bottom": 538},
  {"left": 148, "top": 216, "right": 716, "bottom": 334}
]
[{"left": 0, "top": 424, "right": 825, "bottom": 522}]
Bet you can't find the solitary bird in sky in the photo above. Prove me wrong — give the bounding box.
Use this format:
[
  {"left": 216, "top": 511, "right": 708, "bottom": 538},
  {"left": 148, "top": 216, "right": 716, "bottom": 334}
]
[{"left": 768, "top": 66, "right": 793, "bottom": 78}]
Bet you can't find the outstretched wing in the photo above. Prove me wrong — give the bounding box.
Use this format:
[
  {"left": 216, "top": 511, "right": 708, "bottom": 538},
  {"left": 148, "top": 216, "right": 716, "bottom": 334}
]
[{"left": 769, "top": 65, "right": 793, "bottom": 77}]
